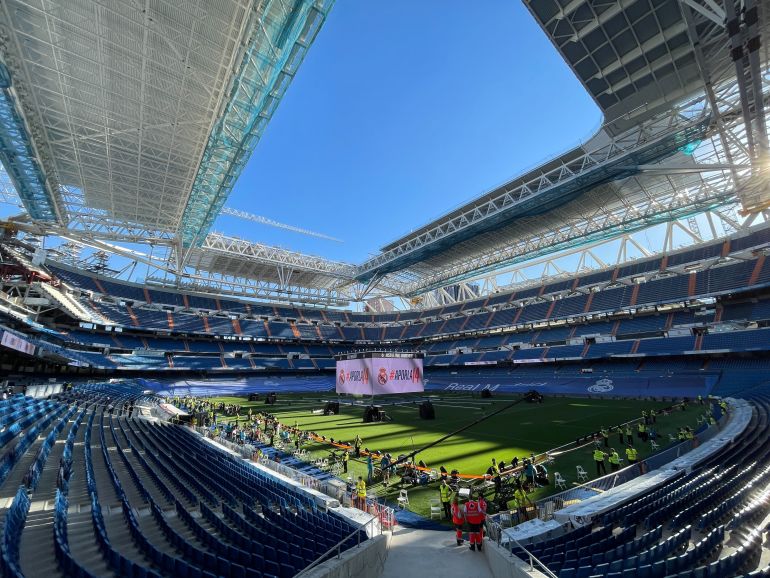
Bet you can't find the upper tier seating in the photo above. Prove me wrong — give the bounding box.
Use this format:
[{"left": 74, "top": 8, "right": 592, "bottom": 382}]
[{"left": 44, "top": 228, "right": 770, "bottom": 345}]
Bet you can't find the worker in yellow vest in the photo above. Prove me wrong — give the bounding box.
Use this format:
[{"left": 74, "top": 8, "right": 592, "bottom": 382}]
[
  {"left": 513, "top": 481, "right": 532, "bottom": 522},
  {"left": 624, "top": 424, "right": 633, "bottom": 445},
  {"left": 625, "top": 446, "right": 638, "bottom": 465},
  {"left": 593, "top": 448, "right": 607, "bottom": 476},
  {"left": 608, "top": 449, "right": 621, "bottom": 472},
  {"left": 637, "top": 421, "right": 647, "bottom": 442},
  {"left": 439, "top": 479, "right": 452, "bottom": 519},
  {"left": 355, "top": 476, "right": 367, "bottom": 510}
]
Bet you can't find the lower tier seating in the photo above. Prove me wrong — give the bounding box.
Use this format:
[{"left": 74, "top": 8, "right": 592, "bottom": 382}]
[{"left": 0, "top": 382, "right": 365, "bottom": 578}]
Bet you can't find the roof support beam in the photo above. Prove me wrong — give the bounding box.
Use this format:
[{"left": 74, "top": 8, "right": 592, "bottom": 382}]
[
  {"left": 147, "top": 271, "right": 350, "bottom": 307},
  {"left": 568, "top": 0, "right": 638, "bottom": 43},
  {"left": 680, "top": 0, "right": 726, "bottom": 27},
  {"left": 0, "top": 62, "right": 61, "bottom": 223}
]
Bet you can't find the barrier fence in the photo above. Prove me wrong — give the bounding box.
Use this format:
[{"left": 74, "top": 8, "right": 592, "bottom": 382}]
[{"left": 193, "top": 425, "right": 396, "bottom": 530}]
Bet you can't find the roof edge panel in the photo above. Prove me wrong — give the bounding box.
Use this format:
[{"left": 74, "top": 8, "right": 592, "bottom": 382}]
[{"left": 178, "top": 0, "right": 336, "bottom": 248}]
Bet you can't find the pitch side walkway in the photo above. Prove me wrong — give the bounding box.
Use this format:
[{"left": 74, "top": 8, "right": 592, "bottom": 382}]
[{"left": 380, "top": 526, "right": 493, "bottom": 578}]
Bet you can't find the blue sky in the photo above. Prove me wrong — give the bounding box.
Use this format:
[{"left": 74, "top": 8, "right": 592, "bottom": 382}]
[{"left": 216, "top": 0, "right": 602, "bottom": 263}]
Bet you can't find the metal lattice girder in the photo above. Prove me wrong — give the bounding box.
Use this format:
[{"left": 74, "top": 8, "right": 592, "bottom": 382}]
[
  {"left": 419, "top": 204, "right": 764, "bottom": 306},
  {"left": 179, "top": 0, "right": 335, "bottom": 248},
  {"left": 356, "top": 95, "right": 715, "bottom": 283},
  {"left": 147, "top": 271, "right": 350, "bottom": 308},
  {"left": 58, "top": 185, "right": 176, "bottom": 245},
  {"left": 361, "top": 64, "right": 768, "bottom": 298},
  {"left": 186, "top": 231, "right": 356, "bottom": 288},
  {"left": 0, "top": 61, "right": 59, "bottom": 222},
  {"left": 0, "top": 162, "right": 23, "bottom": 207},
  {"left": 395, "top": 172, "right": 737, "bottom": 297}
]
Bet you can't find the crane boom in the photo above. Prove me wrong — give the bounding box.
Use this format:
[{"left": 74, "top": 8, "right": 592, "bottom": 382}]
[{"left": 221, "top": 207, "right": 342, "bottom": 243}]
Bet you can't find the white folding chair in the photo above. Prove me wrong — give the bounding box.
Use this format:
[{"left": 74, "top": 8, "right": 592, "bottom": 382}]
[
  {"left": 429, "top": 498, "right": 442, "bottom": 520},
  {"left": 669, "top": 433, "right": 678, "bottom": 442},
  {"left": 538, "top": 501, "right": 555, "bottom": 521},
  {"left": 397, "top": 489, "right": 409, "bottom": 509},
  {"left": 554, "top": 472, "right": 567, "bottom": 490},
  {"left": 576, "top": 465, "right": 589, "bottom": 482},
  {"left": 650, "top": 440, "right": 660, "bottom": 451}
]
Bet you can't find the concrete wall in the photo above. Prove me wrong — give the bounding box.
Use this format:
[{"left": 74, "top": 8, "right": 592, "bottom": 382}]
[
  {"left": 301, "top": 533, "right": 390, "bottom": 578},
  {"left": 484, "top": 540, "right": 548, "bottom": 578}
]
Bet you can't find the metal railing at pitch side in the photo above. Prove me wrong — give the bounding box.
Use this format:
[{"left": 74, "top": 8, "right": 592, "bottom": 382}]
[
  {"left": 256, "top": 455, "right": 325, "bottom": 492},
  {"left": 193, "top": 426, "right": 324, "bottom": 490},
  {"left": 294, "top": 515, "right": 384, "bottom": 577},
  {"left": 191, "top": 425, "right": 398, "bottom": 530},
  {"left": 342, "top": 493, "right": 397, "bottom": 531}
]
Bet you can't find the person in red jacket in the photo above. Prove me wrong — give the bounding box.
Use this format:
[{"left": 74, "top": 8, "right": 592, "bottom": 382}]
[
  {"left": 450, "top": 495, "right": 465, "bottom": 545},
  {"left": 464, "top": 494, "right": 485, "bottom": 551},
  {"left": 477, "top": 492, "right": 488, "bottom": 541}
]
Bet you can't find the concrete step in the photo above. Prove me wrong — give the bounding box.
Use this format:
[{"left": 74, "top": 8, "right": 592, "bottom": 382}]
[
  {"left": 67, "top": 511, "right": 115, "bottom": 577},
  {"left": 380, "top": 527, "right": 493, "bottom": 578},
  {"left": 19, "top": 508, "right": 63, "bottom": 578}
]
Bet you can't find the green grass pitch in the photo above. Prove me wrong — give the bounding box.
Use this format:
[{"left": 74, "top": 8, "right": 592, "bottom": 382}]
[{"left": 207, "top": 392, "right": 705, "bottom": 522}]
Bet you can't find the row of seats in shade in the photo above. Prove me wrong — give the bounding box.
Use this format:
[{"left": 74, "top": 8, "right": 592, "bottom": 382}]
[
  {"left": 1, "top": 384, "right": 365, "bottom": 578},
  {"left": 48, "top": 224, "right": 770, "bottom": 330},
  {"left": 77, "top": 276, "right": 770, "bottom": 342},
  {"left": 67, "top": 297, "right": 770, "bottom": 357},
  {"left": 512, "top": 392, "right": 770, "bottom": 578}
]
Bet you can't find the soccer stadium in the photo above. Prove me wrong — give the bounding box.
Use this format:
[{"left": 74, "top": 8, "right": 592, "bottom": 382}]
[{"left": 0, "top": 0, "right": 769, "bottom": 577}]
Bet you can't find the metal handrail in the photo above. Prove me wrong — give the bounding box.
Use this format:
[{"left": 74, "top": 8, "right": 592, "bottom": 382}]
[
  {"left": 493, "top": 530, "right": 558, "bottom": 578},
  {"left": 294, "top": 516, "right": 378, "bottom": 577}
]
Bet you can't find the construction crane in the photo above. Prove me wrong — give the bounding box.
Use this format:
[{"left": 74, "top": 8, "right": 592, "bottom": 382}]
[{"left": 220, "top": 207, "right": 343, "bottom": 243}]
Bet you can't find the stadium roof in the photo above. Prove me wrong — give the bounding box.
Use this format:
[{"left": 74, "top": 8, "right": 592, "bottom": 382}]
[
  {"left": 0, "top": 0, "right": 768, "bottom": 307},
  {"left": 0, "top": 0, "right": 334, "bottom": 245},
  {"left": 525, "top": 0, "right": 707, "bottom": 135}
]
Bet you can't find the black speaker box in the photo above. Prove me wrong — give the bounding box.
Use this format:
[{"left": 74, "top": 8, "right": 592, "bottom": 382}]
[{"left": 419, "top": 401, "right": 435, "bottom": 420}]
